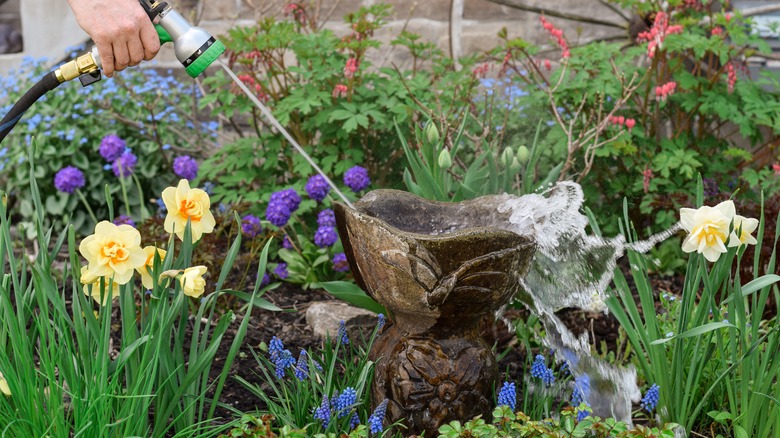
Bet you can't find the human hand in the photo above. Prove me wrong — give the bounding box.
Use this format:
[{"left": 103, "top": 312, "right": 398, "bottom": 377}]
[{"left": 67, "top": 0, "right": 161, "bottom": 77}]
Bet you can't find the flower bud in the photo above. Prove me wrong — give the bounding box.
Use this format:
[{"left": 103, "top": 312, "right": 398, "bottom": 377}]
[
  {"left": 425, "top": 122, "right": 440, "bottom": 145},
  {"left": 437, "top": 148, "right": 452, "bottom": 169},
  {"left": 500, "top": 147, "right": 515, "bottom": 167},
  {"left": 509, "top": 157, "right": 521, "bottom": 173},
  {"left": 516, "top": 145, "right": 530, "bottom": 164}
]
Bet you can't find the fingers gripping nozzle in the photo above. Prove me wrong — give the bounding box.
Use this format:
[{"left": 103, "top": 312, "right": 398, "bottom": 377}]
[{"left": 57, "top": 0, "right": 224, "bottom": 86}]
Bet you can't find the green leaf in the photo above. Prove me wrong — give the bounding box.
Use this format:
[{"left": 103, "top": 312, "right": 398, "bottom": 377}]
[
  {"left": 740, "top": 274, "right": 780, "bottom": 296},
  {"left": 651, "top": 321, "right": 736, "bottom": 345},
  {"left": 316, "top": 281, "right": 386, "bottom": 314}
]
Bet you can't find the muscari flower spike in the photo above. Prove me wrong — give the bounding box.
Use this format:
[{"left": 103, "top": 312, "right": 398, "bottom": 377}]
[
  {"left": 571, "top": 374, "right": 590, "bottom": 407},
  {"left": 530, "top": 354, "right": 555, "bottom": 387},
  {"left": 641, "top": 383, "right": 660, "bottom": 412},
  {"left": 377, "top": 313, "right": 385, "bottom": 330},
  {"left": 368, "top": 399, "right": 388, "bottom": 434},
  {"left": 313, "top": 393, "right": 331, "bottom": 428},
  {"left": 335, "top": 387, "right": 357, "bottom": 418},
  {"left": 338, "top": 320, "right": 349, "bottom": 345},
  {"left": 497, "top": 381, "right": 516, "bottom": 411},
  {"left": 294, "top": 349, "right": 309, "bottom": 381}
]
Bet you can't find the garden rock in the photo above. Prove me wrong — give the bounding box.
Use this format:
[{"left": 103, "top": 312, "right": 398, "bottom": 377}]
[{"left": 305, "top": 301, "right": 377, "bottom": 340}]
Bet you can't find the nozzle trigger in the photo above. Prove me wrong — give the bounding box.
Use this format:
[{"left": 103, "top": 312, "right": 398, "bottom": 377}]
[{"left": 155, "top": 24, "right": 173, "bottom": 44}]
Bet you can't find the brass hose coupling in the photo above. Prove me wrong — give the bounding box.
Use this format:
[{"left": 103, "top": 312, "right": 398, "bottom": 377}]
[{"left": 54, "top": 51, "right": 100, "bottom": 83}]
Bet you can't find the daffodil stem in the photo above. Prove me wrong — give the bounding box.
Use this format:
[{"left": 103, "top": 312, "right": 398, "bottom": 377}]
[
  {"left": 119, "top": 175, "right": 132, "bottom": 219},
  {"left": 131, "top": 174, "right": 150, "bottom": 221},
  {"left": 75, "top": 189, "right": 98, "bottom": 224}
]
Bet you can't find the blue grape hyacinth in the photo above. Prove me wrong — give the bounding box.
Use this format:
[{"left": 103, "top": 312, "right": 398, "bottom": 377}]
[
  {"left": 313, "top": 394, "right": 331, "bottom": 428},
  {"left": 571, "top": 374, "right": 590, "bottom": 407},
  {"left": 335, "top": 387, "right": 357, "bottom": 418},
  {"left": 368, "top": 399, "right": 388, "bottom": 434},
  {"left": 530, "top": 354, "right": 555, "bottom": 387},
  {"left": 268, "top": 336, "right": 295, "bottom": 379},
  {"left": 294, "top": 350, "right": 309, "bottom": 381},
  {"left": 338, "top": 320, "right": 349, "bottom": 345},
  {"left": 497, "top": 381, "right": 516, "bottom": 411},
  {"left": 641, "top": 383, "right": 660, "bottom": 412}
]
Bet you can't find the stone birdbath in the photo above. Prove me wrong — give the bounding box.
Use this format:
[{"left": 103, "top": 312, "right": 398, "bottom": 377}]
[{"left": 334, "top": 189, "right": 536, "bottom": 436}]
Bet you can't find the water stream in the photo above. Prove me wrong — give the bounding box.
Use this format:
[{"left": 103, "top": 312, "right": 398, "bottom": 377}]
[{"left": 221, "top": 58, "right": 678, "bottom": 424}]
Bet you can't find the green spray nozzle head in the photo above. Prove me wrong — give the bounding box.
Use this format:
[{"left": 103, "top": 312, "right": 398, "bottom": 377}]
[{"left": 154, "top": 24, "right": 225, "bottom": 78}]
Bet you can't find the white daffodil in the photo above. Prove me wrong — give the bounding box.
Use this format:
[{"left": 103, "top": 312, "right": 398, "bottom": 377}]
[
  {"left": 728, "top": 214, "right": 759, "bottom": 247},
  {"left": 680, "top": 200, "right": 735, "bottom": 262}
]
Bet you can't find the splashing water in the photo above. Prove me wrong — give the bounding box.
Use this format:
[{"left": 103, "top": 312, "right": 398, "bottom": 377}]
[{"left": 495, "top": 182, "right": 679, "bottom": 423}]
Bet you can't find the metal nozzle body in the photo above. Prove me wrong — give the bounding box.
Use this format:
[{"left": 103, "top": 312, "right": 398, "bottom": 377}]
[{"left": 158, "top": 8, "right": 213, "bottom": 65}]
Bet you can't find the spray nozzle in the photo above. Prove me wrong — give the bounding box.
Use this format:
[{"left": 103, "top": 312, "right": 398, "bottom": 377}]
[{"left": 56, "top": 0, "right": 224, "bottom": 86}]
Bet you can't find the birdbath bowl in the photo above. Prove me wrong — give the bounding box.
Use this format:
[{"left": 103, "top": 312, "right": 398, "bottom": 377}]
[{"left": 334, "top": 189, "right": 536, "bottom": 436}]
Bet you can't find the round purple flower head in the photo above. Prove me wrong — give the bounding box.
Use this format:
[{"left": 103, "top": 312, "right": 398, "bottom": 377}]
[
  {"left": 173, "top": 155, "right": 199, "bottom": 181},
  {"left": 305, "top": 174, "right": 330, "bottom": 202},
  {"left": 271, "top": 188, "right": 301, "bottom": 212},
  {"left": 274, "top": 262, "right": 288, "bottom": 279},
  {"left": 54, "top": 166, "right": 85, "bottom": 194},
  {"left": 112, "top": 151, "right": 137, "bottom": 177},
  {"left": 260, "top": 272, "right": 271, "bottom": 287},
  {"left": 314, "top": 226, "right": 338, "bottom": 248},
  {"left": 241, "top": 214, "right": 263, "bottom": 238},
  {"left": 343, "top": 166, "right": 370, "bottom": 192},
  {"left": 266, "top": 199, "right": 292, "bottom": 227},
  {"left": 282, "top": 236, "right": 293, "bottom": 249},
  {"left": 332, "top": 253, "right": 349, "bottom": 272},
  {"left": 317, "top": 209, "right": 336, "bottom": 227},
  {"left": 99, "top": 134, "right": 126, "bottom": 161},
  {"left": 113, "top": 215, "right": 135, "bottom": 227}
]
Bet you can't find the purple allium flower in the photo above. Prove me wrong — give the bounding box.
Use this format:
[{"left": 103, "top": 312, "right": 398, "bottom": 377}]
[
  {"left": 305, "top": 174, "right": 330, "bottom": 202},
  {"left": 282, "top": 236, "right": 293, "bottom": 249},
  {"left": 270, "top": 188, "right": 301, "bottom": 212},
  {"left": 335, "top": 387, "right": 357, "bottom": 418},
  {"left": 641, "top": 383, "right": 660, "bottom": 412},
  {"left": 368, "top": 399, "right": 388, "bottom": 434},
  {"left": 343, "top": 166, "right": 370, "bottom": 192},
  {"left": 313, "top": 394, "right": 331, "bottom": 428},
  {"left": 314, "top": 226, "right": 338, "bottom": 248},
  {"left": 112, "top": 151, "right": 137, "bottom": 177},
  {"left": 294, "top": 350, "right": 309, "bottom": 381},
  {"left": 241, "top": 214, "right": 263, "bottom": 238},
  {"left": 113, "top": 215, "right": 135, "bottom": 227},
  {"left": 530, "top": 354, "right": 555, "bottom": 387},
  {"left": 265, "top": 199, "right": 292, "bottom": 227},
  {"left": 497, "top": 381, "right": 516, "bottom": 411},
  {"left": 317, "top": 209, "right": 336, "bottom": 227},
  {"left": 274, "top": 262, "right": 288, "bottom": 279},
  {"left": 99, "top": 134, "right": 125, "bottom": 161},
  {"left": 53, "top": 166, "right": 85, "bottom": 193},
  {"left": 338, "top": 320, "right": 349, "bottom": 345},
  {"left": 173, "top": 155, "right": 199, "bottom": 181},
  {"left": 332, "top": 253, "right": 349, "bottom": 273}
]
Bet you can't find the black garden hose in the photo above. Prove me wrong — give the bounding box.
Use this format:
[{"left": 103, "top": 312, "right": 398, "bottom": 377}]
[{"left": 0, "top": 71, "right": 61, "bottom": 144}]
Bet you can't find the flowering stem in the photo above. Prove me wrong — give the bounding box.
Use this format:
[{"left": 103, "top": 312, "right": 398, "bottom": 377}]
[
  {"left": 118, "top": 170, "right": 132, "bottom": 219},
  {"left": 131, "top": 174, "right": 150, "bottom": 221},
  {"left": 75, "top": 189, "right": 98, "bottom": 225}
]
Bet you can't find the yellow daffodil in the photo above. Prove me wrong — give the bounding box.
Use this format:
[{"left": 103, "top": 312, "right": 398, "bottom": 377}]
[
  {"left": 79, "top": 221, "right": 146, "bottom": 285},
  {"left": 728, "top": 214, "right": 759, "bottom": 247},
  {"left": 162, "top": 179, "right": 216, "bottom": 242},
  {"left": 80, "top": 266, "right": 120, "bottom": 304},
  {"left": 136, "top": 246, "right": 168, "bottom": 290},
  {"left": 0, "top": 371, "right": 10, "bottom": 396},
  {"left": 179, "top": 266, "right": 208, "bottom": 298},
  {"left": 680, "top": 200, "right": 734, "bottom": 262}
]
